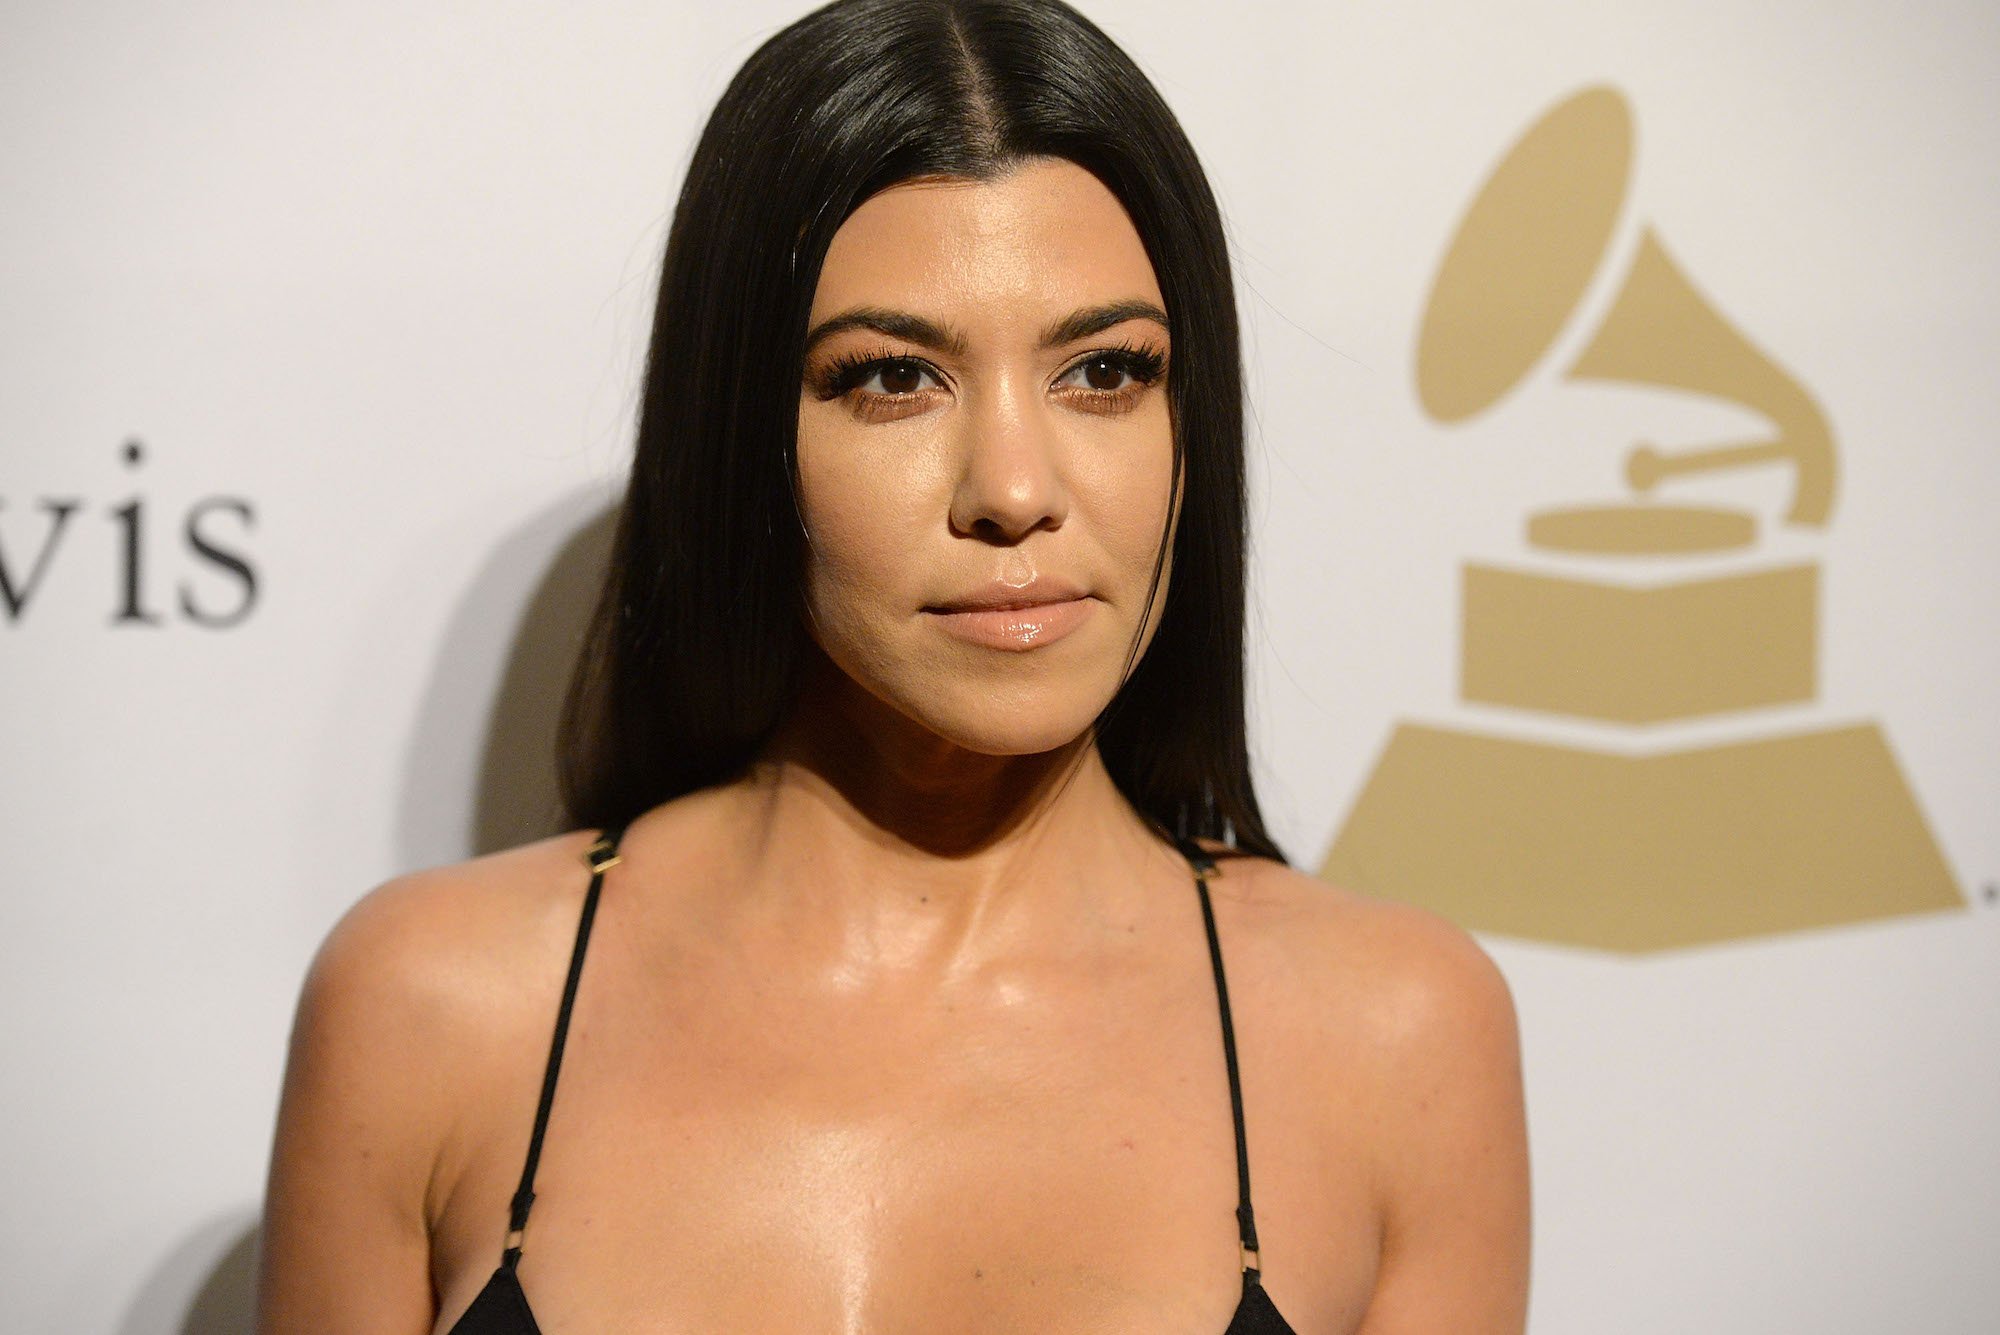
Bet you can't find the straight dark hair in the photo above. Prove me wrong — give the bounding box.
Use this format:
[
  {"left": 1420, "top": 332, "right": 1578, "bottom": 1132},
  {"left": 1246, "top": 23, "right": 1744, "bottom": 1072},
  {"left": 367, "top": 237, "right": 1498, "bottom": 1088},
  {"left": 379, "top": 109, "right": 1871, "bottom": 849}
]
[{"left": 559, "top": 0, "right": 1283, "bottom": 863}]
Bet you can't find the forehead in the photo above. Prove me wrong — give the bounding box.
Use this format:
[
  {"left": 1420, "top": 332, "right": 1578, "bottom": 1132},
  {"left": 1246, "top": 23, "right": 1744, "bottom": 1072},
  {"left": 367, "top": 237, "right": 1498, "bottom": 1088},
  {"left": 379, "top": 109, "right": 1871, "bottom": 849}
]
[{"left": 810, "top": 158, "right": 1162, "bottom": 323}]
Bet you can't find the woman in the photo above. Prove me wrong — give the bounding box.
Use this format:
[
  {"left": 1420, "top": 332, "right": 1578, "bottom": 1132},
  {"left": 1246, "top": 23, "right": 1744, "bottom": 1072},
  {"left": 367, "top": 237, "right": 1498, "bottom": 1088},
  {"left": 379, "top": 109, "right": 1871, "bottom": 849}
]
[{"left": 257, "top": 0, "right": 1530, "bottom": 1330}]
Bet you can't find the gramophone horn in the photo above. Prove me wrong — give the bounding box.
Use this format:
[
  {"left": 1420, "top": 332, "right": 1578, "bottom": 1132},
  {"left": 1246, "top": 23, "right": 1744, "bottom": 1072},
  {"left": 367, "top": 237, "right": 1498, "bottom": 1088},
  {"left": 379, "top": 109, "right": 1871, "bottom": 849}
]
[
  {"left": 1417, "top": 85, "right": 1837, "bottom": 528},
  {"left": 1571, "top": 229, "right": 1834, "bottom": 526},
  {"left": 1416, "top": 85, "right": 1632, "bottom": 424}
]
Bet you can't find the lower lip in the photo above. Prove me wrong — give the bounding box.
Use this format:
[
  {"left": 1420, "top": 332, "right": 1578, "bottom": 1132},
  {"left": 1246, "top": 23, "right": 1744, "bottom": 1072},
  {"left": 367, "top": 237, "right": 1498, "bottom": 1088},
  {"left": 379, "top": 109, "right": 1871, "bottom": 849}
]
[{"left": 927, "top": 597, "right": 1095, "bottom": 651}]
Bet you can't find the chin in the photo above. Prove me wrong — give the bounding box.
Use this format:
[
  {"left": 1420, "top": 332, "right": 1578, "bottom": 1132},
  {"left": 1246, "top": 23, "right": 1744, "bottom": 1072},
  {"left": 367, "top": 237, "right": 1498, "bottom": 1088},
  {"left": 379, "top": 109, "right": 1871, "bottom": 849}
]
[
  {"left": 805, "top": 622, "right": 1133, "bottom": 758},
  {"left": 934, "top": 715, "right": 1098, "bottom": 758},
  {"left": 892, "top": 676, "right": 1113, "bottom": 758}
]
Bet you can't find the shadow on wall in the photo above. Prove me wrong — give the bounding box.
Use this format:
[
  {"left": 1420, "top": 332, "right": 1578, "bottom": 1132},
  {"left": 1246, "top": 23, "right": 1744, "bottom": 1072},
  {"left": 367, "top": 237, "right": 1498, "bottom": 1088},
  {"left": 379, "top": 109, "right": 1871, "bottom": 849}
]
[
  {"left": 397, "top": 490, "right": 620, "bottom": 869},
  {"left": 115, "top": 1210, "right": 258, "bottom": 1335}
]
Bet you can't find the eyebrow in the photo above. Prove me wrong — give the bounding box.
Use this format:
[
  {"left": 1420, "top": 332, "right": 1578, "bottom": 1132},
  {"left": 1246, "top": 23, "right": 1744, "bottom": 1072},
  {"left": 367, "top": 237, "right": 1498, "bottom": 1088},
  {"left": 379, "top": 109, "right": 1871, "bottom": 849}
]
[{"left": 802, "top": 298, "right": 1170, "bottom": 359}]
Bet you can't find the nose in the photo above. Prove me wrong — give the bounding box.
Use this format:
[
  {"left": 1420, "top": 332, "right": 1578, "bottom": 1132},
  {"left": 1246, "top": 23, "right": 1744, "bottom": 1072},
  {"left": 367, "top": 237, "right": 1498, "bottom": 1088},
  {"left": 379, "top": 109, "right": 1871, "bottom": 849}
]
[{"left": 947, "top": 380, "right": 1069, "bottom": 542}]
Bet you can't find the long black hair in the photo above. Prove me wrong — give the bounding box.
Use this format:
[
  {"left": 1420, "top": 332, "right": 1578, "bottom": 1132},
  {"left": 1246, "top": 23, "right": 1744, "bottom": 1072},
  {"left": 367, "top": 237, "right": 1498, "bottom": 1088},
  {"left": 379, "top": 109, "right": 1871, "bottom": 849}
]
[{"left": 558, "top": 0, "right": 1283, "bottom": 862}]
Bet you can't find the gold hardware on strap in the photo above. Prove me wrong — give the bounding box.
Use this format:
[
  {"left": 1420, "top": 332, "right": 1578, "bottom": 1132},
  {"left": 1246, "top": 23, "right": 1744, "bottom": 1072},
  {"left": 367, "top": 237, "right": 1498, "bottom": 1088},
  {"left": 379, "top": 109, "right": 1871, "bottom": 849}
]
[{"left": 585, "top": 837, "right": 622, "bottom": 874}]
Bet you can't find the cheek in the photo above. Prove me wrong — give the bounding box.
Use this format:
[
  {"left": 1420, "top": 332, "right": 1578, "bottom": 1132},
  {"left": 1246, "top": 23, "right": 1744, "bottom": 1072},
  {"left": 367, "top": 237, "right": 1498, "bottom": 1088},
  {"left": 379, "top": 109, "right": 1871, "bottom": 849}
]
[
  {"left": 1075, "top": 423, "right": 1178, "bottom": 595},
  {"left": 794, "top": 418, "right": 944, "bottom": 646}
]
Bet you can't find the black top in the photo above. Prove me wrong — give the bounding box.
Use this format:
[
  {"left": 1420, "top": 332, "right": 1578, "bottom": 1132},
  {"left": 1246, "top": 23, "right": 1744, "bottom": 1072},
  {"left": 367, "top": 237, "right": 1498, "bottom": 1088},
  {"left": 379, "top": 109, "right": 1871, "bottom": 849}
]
[{"left": 447, "top": 829, "right": 1298, "bottom": 1334}]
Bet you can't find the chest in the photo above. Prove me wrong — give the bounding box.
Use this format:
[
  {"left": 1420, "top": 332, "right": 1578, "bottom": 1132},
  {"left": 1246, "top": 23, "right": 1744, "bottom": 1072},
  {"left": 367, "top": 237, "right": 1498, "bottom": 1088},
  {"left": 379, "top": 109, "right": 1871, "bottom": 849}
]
[{"left": 428, "top": 925, "right": 1379, "bottom": 1332}]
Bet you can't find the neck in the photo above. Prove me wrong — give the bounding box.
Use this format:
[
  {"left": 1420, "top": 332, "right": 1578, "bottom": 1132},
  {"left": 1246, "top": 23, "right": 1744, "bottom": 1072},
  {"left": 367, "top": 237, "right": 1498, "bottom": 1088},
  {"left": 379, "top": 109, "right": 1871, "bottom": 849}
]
[
  {"left": 760, "top": 661, "right": 1111, "bottom": 857},
  {"left": 711, "top": 659, "right": 1172, "bottom": 978}
]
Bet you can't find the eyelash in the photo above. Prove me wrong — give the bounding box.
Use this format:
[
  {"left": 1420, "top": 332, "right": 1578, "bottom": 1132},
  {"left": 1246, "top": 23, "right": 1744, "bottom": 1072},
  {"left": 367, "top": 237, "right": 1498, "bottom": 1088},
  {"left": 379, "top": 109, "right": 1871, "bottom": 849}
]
[{"left": 809, "top": 341, "right": 1169, "bottom": 411}]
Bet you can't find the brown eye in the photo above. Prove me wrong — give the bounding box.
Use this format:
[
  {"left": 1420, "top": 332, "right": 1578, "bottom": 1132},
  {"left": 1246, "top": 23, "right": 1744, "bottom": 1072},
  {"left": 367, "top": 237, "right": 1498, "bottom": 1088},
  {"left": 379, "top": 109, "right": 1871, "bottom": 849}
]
[
  {"left": 1079, "top": 356, "right": 1128, "bottom": 391},
  {"left": 873, "top": 361, "right": 929, "bottom": 394},
  {"left": 838, "top": 357, "right": 940, "bottom": 397},
  {"left": 811, "top": 354, "right": 944, "bottom": 403},
  {"left": 1057, "top": 346, "right": 1167, "bottom": 396}
]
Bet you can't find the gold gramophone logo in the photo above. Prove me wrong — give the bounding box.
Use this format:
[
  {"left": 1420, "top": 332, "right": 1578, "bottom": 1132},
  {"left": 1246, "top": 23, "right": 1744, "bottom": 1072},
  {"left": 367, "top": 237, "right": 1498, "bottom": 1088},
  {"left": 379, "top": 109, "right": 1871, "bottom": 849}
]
[{"left": 1320, "top": 86, "right": 1964, "bottom": 952}]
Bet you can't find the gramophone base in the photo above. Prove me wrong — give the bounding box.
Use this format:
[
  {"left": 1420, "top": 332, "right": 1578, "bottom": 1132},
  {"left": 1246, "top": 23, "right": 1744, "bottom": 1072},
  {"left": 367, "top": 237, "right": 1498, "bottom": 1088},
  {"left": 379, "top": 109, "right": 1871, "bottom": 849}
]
[
  {"left": 1461, "top": 560, "right": 1818, "bottom": 723},
  {"left": 1319, "top": 720, "right": 1962, "bottom": 952}
]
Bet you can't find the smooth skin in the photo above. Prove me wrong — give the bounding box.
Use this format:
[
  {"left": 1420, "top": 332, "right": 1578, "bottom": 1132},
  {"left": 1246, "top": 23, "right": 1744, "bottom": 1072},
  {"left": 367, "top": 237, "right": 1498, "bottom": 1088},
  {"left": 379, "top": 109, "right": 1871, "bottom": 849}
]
[{"left": 257, "top": 158, "right": 1529, "bottom": 1334}]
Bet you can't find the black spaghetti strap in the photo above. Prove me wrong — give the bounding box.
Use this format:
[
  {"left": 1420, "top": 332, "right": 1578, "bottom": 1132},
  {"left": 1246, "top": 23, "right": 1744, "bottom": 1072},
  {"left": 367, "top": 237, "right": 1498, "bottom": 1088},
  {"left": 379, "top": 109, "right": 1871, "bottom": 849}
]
[
  {"left": 1176, "top": 838, "right": 1265, "bottom": 1287},
  {"left": 498, "top": 826, "right": 626, "bottom": 1271}
]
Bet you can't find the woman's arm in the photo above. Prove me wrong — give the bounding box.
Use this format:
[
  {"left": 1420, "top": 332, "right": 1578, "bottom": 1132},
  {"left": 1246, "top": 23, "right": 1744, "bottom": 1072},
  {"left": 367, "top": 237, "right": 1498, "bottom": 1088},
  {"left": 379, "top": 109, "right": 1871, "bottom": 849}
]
[
  {"left": 1354, "top": 904, "right": 1532, "bottom": 1334},
  {"left": 256, "top": 879, "right": 459, "bottom": 1334}
]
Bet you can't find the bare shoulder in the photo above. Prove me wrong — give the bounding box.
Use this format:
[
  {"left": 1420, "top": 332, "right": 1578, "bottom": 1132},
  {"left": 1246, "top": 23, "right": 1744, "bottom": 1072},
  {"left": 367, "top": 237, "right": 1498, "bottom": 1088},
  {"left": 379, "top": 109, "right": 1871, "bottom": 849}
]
[
  {"left": 278, "top": 830, "right": 609, "bottom": 1194},
  {"left": 1205, "top": 852, "right": 1522, "bottom": 1091},
  {"left": 1212, "top": 854, "right": 1531, "bottom": 1328},
  {"left": 259, "top": 833, "right": 608, "bottom": 1327},
  {"left": 302, "top": 830, "right": 604, "bottom": 1040}
]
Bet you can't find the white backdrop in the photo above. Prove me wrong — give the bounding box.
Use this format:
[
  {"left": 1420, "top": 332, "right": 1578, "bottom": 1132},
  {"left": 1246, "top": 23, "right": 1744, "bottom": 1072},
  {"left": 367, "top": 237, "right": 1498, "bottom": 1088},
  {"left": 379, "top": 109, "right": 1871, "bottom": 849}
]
[{"left": 2, "top": 3, "right": 1995, "bottom": 1331}]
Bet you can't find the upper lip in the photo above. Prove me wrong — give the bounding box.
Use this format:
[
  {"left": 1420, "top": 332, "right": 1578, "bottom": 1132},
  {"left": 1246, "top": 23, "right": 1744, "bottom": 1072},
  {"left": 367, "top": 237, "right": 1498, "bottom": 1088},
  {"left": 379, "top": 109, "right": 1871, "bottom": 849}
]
[{"left": 926, "top": 578, "right": 1090, "bottom": 612}]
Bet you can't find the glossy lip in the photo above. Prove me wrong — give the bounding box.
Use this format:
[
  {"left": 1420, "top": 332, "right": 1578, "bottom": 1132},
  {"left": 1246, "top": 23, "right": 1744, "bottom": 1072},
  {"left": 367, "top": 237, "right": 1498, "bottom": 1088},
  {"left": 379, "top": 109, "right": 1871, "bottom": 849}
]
[{"left": 924, "top": 579, "right": 1095, "bottom": 652}]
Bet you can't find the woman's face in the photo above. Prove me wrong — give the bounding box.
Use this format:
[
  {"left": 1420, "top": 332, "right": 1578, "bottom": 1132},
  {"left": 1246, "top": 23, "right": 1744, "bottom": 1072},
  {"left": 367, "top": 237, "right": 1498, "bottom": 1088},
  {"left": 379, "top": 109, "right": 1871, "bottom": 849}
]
[{"left": 795, "top": 156, "right": 1176, "bottom": 757}]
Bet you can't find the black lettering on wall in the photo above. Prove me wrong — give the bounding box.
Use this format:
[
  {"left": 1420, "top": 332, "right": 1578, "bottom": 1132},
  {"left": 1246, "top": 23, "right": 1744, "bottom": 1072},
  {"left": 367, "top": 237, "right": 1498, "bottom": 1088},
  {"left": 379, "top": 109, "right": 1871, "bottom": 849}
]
[
  {"left": 180, "top": 498, "right": 257, "bottom": 628},
  {"left": 0, "top": 499, "right": 82, "bottom": 622},
  {"left": 4, "top": 437, "right": 261, "bottom": 629},
  {"left": 109, "top": 498, "right": 163, "bottom": 626},
  {"left": 110, "top": 437, "right": 162, "bottom": 625}
]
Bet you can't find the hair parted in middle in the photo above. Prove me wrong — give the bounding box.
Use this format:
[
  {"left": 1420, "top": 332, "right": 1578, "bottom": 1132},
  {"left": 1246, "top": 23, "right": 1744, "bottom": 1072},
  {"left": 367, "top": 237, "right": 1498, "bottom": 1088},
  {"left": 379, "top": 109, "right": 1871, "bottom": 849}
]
[{"left": 559, "top": 0, "right": 1284, "bottom": 863}]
